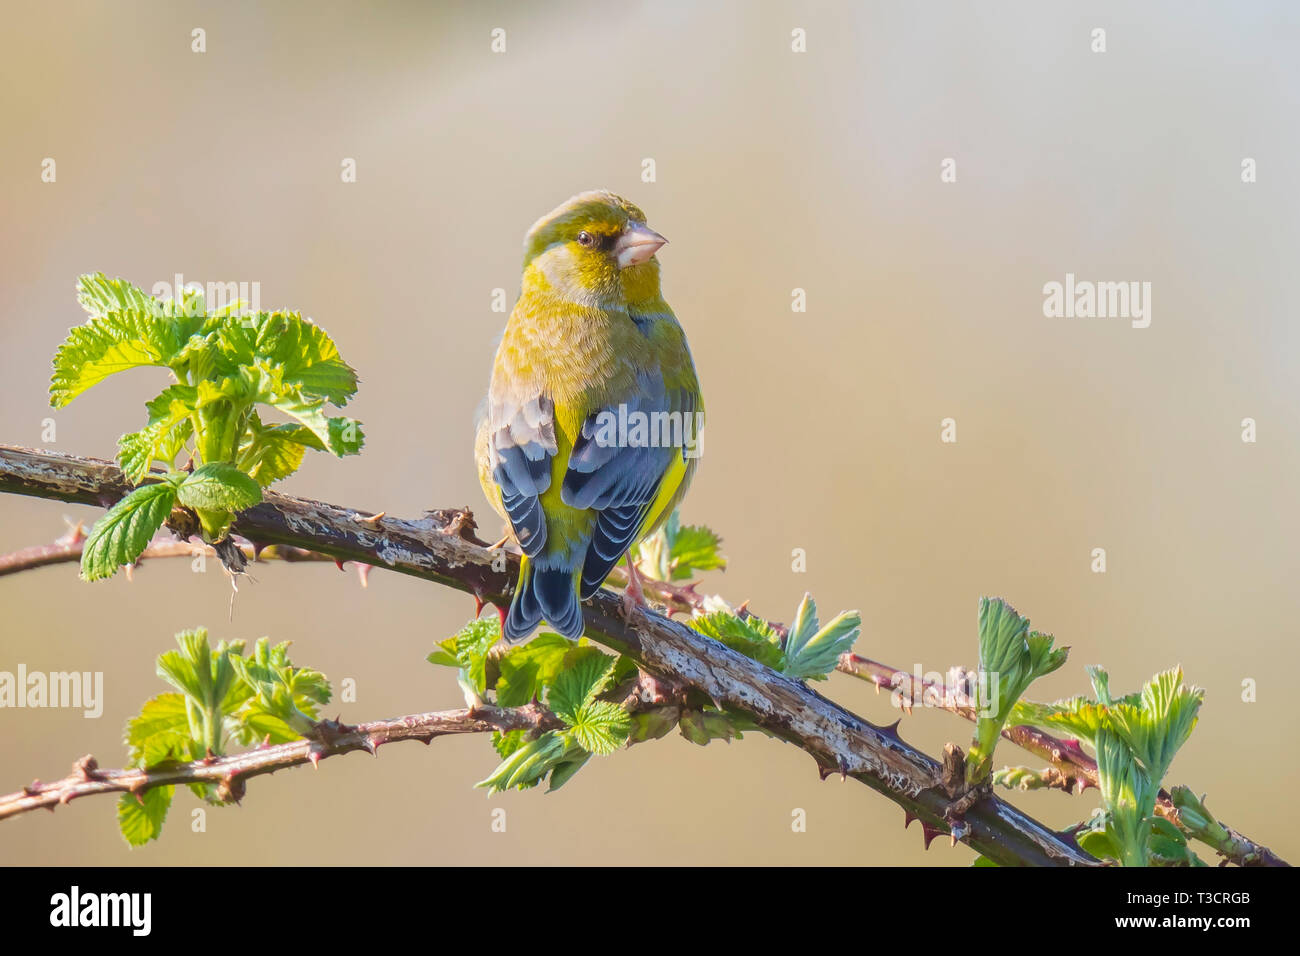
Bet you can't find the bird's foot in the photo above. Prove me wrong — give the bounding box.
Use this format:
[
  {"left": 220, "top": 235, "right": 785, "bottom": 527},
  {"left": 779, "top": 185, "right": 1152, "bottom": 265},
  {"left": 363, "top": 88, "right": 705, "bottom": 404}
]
[{"left": 620, "top": 555, "right": 648, "bottom": 625}]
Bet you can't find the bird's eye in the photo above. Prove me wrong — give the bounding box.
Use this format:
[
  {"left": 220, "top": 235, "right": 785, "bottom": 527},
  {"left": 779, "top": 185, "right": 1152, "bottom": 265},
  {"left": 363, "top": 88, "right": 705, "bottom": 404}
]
[{"left": 576, "top": 231, "right": 595, "bottom": 247}]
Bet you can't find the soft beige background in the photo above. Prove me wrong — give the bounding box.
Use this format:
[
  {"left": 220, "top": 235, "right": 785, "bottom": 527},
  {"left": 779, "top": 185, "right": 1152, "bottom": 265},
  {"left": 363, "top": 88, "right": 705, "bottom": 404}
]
[{"left": 2, "top": 1, "right": 1297, "bottom": 865}]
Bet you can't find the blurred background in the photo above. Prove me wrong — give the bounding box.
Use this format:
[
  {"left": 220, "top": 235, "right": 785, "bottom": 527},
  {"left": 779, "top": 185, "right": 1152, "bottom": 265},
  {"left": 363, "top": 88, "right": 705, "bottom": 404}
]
[{"left": 2, "top": 1, "right": 1298, "bottom": 865}]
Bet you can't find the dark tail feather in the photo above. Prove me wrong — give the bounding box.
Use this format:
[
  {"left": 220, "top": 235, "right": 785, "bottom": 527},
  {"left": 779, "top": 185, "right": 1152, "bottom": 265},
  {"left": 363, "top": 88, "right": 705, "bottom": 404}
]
[{"left": 504, "top": 559, "right": 584, "bottom": 643}]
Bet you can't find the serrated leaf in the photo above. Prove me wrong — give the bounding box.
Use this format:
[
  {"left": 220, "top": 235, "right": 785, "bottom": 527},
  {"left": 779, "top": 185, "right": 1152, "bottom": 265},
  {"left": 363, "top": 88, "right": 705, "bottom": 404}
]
[
  {"left": 237, "top": 418, "right": 307, "bottom": 486},
  {"left": 431, "top": 618, "right": 500, "bottom": 694},
  {"left": 52, "top": 276, "right": 206, "bottom": 406},
  {"left": 547, "top": 651, "right": 617, "bottom": 724},
  {"left": 236, "top": 363, "right": 363, "bottom": 458},
  {"left": 177, "top": 462, "right": 262, "bottom": 513},
  {"left": 495, "top": 633, "right": 574, "bottom": 706},
  {"left": 664, "top": 521, "right": 726, "bottom": 580},
  {"left": 154, "top": 629, "right": 244, "bottom": 756},
  {"left": 51, "top": 313, "right": 180, "bottom": 407},
  {"left": 77, "top": 273, "right": 163, "bottom": 320},
  {"left": 688, "top": 610, "right": 785, "bottom": 669},
  {"left": 637, "top": 512, "right": 726, "bottom": 581},
  {"left": 228, "top": 637, "right": 330, "bottom": 741},
  {"left": 115, "top": 384, "right": 200, "bottom": 480},
  {"left": 566, "top": 699, "right": 630, "bottom": 755},
  {"left": 117, "top": 786, "right": 173, "bottom": 846},
  {"left": 967, "top": 598, "right": 1068, "bottom": 785},
  {"left": 215, "top": 312, "right": 358, "bottom": 405},
  {"left": 124, "top": 692, "right": 194, "bottom": 766},
  {"left": 493, "top": 729, "right": 526, "bottom": 759},
  {"left": 80, "top": 481, "right": 178, "bottom": 581},
  {"left": 782, "top": 595, "right": 861, "bottom": 680}
]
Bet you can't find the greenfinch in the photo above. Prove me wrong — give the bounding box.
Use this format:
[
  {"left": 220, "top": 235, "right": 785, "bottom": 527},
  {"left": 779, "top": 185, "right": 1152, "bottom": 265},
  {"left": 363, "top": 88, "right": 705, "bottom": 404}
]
[{"left": 476, "top": 191, "right": 703, "bottom": 642}]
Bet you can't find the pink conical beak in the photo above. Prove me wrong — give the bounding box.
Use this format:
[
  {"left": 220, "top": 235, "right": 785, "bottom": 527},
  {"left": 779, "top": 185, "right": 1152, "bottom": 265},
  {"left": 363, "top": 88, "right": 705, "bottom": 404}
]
[{"left": 614, "top": 222, "right": 667, "bottom": 268}]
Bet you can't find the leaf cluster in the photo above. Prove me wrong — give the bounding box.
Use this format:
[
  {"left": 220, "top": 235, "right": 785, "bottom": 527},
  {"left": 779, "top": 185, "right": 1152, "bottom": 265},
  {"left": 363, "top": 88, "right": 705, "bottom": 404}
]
[
  {"left": 966, "top": 597, "right": 1069, "bottom": 785},
  {"left": 51, "top": 274, "right": 362, "bottom": 579},
  {"left": 689, "top": 592, "right": 861, "bottom": 681},
  {"left": 429, "top": 618, "right": 638, "bottom": 794},
  {"left": 633, "top": 511, "right": 726, "bottom": 582},
  {"left": 118, "top": 628, "right": 331, "bottom": 845},
  {"left": 1014, "top": 666, "right": 1204, "bottom": 866}
]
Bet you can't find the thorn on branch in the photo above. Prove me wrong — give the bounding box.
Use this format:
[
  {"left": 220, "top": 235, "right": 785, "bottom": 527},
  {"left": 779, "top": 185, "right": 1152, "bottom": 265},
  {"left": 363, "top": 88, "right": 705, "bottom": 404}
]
[
  {"left": 217, "top": 774, "right": 246, "bottom": 804},
  {"left": 426, "top": 507, "right": 481, "bottom": 544}
]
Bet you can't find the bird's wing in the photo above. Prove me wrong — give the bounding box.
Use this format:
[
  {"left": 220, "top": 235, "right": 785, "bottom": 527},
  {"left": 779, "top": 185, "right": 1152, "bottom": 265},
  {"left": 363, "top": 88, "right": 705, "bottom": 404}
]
[
  {"left": 485, "top": 390, "right": 557, "bottom": 557},
  {"left": 562, "top": 369, "right": 697, "bottom": 596}
]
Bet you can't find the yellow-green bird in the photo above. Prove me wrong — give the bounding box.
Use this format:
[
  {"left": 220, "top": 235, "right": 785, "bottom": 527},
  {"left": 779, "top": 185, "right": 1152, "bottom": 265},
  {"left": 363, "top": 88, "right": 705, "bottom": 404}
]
[{"left": 476, "top": 191, "right": 703, "bottom": 642}]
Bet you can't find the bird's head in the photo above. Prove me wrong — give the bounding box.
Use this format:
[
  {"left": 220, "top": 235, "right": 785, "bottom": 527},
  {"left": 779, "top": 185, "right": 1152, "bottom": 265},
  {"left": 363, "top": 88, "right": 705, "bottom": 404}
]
[{"left": 521, "top": 190, "right": 667, "bottom": 306}]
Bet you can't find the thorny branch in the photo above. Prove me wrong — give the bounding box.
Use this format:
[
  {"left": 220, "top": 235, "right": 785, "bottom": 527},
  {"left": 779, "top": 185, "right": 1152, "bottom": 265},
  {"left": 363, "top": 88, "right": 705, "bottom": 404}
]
[
  {"left": 0, "top": 443, "right": 1285, "bottom": 866},
  {"left": 0, "top": 705, "right": 558, "bottom": 819}
]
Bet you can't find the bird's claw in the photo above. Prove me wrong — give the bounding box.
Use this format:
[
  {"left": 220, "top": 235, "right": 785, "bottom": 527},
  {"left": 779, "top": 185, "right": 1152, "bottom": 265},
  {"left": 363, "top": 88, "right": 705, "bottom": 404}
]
[{"left": 620, "top": 554, "right": 648, "bottom": 625}]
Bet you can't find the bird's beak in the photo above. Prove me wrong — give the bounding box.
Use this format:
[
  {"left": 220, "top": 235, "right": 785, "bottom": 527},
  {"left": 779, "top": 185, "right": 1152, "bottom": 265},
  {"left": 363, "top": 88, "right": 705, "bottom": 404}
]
[{"left": 614, "top": 223, "right": 667, "bottom": 269}]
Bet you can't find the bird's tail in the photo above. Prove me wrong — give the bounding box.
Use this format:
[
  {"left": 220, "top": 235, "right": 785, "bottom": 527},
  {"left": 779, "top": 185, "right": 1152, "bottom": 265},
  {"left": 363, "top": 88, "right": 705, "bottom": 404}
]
[{"left": 503, "top": 555, "right": 584, "bottom": 643}]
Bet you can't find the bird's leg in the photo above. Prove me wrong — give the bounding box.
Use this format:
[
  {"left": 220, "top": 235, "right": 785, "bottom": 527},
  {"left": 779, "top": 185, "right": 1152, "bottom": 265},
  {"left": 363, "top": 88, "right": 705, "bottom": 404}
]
[
  {"left": 474, "top": 534, "right": 511, "bottom": 618},
  {"left": 621, "top": 552, "right": 648, "bottom": 623}
]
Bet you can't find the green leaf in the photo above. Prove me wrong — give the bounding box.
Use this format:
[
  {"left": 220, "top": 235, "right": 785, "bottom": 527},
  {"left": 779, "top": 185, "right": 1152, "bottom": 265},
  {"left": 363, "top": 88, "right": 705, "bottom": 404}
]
[
  {"left": 678, "top": 707, "right": 752, "bottom": 746},
  {"left": 119, "top": 386, "right": 196, "bottom": 472},
  {"left": 781, "top": 594, "right": 861, "bottom": 681},
  {"left": 52, "top": 276, "right": 206, "bottom": 407},
  {"left": 688, "top": 610, "right": 785, "bottom": 670},
  {"left": 229, "top": 637, "right": 330, "bottom": 741},
  {"left": 1108, "top": 668, "right": 1203, "bottom": 783},
  {"left": 635, "top": 511, "right": 726, "bottom": 581},
  {"left": 215, "top": 312, "right": 358, "bottom": 405},
  {"left": 237, "top": 417, "right": 308, "bottom": 486},
  {"left": 1077, "top": 825, "right": 1122, "bottom": 863},
  {"left": 628, "top": 706, "right": 681, "bottom": 743},
  {"left": 546, "top": 751, "right": 592, "bottom": 792},
  {"left": 565, "top": 699, "right": 630, "bottom": 755},
  {"left": 155, "top": 629, "right": 243, "bottom": 756},
  {"left": 547, "top": 651, "right": 617, "bottom": 724},
  {"left": 475, "top": 731, "right": 568, "bottom": 794},
  {"left": 966, "top": 598, "right": 1069, "bottom": 785},
  {"left": 77, "top": 273, "right": 164, "bottom": 320},
  {"left": 124, "top": 692, "right": 194, "bottom": 766},
  {"left": 80, "top": 480, "right": 178, "bottom": 581},
  {"left": 51, "top": 314, "right": 177, "bottom": 407},
  {"left": 429, "top": 618, "right": 500, "bottom": 695},
  {"left": 495, "top": 634, "right": 574, "bottom": 706},
  {"left": 493, "top": 729, "right": 526, "bottom": 758},
  {"left": 1096, "top": 728, "right": 1157, "bottom": 866},
  {"left": 177, "top": 462, "right": 262, "bottom": 513},
  {"left": 117, "top": 428, "right": 166, "bottom": 484},
  {"left": 117, "top": 786, "right": 173, "bottom": 846},
  {"left": 236, "top": 363, "right": 363, "bottom": 457},
  {"left": 1168, "top": 786, "right": 1231, "bottom": 849},
  {"left": 663, "top": 520, "right": 726, "bottom": 580}
]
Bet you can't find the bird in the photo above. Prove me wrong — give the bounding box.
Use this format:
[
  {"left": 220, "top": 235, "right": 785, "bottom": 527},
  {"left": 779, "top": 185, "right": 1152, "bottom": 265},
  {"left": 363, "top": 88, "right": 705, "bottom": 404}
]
[{"left": 476, "top": 190, "right": 703, "bottom": 643}]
